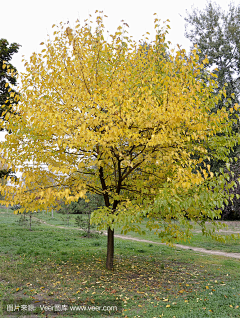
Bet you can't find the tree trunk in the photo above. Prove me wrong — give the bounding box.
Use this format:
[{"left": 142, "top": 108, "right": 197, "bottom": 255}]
[
  {"left": 29, "top": 214, "right": 32, "bottom": 231},
  {"left": 87, "top": 212, "right": 90, "bottom": 238},
  {"left": 106, "top": 227, "right": 114, "bottom": 270}
]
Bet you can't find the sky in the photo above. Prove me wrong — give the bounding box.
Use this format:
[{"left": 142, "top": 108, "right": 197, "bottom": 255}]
[{"left": 1, "top": 0, "right": 239, "bottom": 75}]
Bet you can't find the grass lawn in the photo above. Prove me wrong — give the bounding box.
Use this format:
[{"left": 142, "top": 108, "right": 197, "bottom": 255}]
[
  {"left": 32, "top": 209, "right": 240, "bottom": 253},
  {"left": 0, "top": 209, "right": 240, "bottom": 317}
]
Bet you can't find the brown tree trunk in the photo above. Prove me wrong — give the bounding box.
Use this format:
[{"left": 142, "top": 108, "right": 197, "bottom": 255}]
[
  {"left": 29, "top": 214, "right": 32, "bottom": 231},
  {"left": 87, "top": 212, "right": 90, "bottom": 238},
  {"left": 106, "top": 227, "right": 114, "bottom": 270}
]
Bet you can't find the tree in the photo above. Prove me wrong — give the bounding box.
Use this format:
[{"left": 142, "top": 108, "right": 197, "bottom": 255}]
[
  {"left": 58, "top": 193, "right": 104, "bottom": 214},
  {"left": 184, "top": 2, "right": 240, "bottom": 214},
  {"left": 0, "top": 13, "right": 238, "bottom": 270},
  {"left": 0, "top": 38, "right": 20, "bottom": 122},
  {"left": 0, "top": 39, "right": 20, "bottom": 182},
  {"left": 184, "top": 1, "right": 240, "bottom": 111}
]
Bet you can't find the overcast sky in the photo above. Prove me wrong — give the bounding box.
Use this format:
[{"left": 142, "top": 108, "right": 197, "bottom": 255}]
[{"left": 1, "top": 0, "right": 239, "bottom": 75}]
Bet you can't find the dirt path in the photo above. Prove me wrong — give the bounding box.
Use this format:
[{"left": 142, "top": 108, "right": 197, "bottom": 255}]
[
  {"left": 114, "top": 234, "right": 240, "bottom": 259},
  {"left": 33, "top": 217, "right": 240, "bottom": 260}
]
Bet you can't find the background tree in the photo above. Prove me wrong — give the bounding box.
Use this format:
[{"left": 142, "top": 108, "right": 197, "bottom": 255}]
[
  {"left": 0, "top": 13, "right": 238, "bottom": 270},
  {"left": 184, "top": 2, "right": 240, "bottom": 217},
  {"left": 58, "top": 193, "right": 104, "bottom": 214},
  {"left": 0, "top": 38, "right": 20, "bottom": 122},
  {"left": 184, "top": 1, "right": 240, "bottom": 111},
  {"left": 0, "top": 39, "right": 20, "bottom": 183}
]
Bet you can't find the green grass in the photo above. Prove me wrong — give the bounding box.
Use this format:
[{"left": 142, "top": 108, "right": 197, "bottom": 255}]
[
  {"left": 28, "top": 209, "right": 240, "bottom": 253},
  {"left": 17, "top": 209, "right": 240, "bottom": 253},
  {"left": 0, "top": 210, "right": 240, "bottom": 317}
]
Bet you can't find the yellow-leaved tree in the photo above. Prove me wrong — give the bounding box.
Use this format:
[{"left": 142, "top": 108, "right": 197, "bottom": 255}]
[{"left": 0, "top": 13, "right": 239, "bottom": 270}]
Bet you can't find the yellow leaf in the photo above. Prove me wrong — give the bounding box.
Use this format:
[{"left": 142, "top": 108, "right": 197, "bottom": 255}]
[
  {"left": 5, "top": 113, "right": 10, "bottom": 121},
  {"left": 234, "top": 103, "right": 239, "bottom": 111}
]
